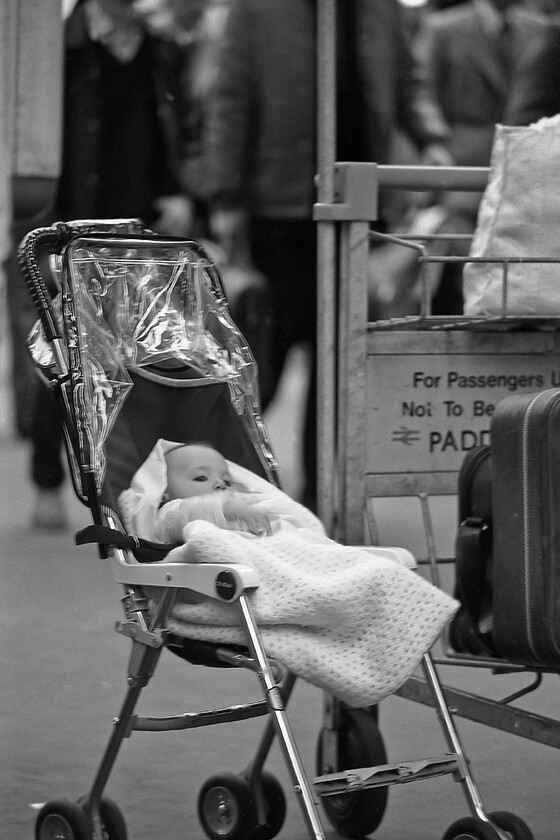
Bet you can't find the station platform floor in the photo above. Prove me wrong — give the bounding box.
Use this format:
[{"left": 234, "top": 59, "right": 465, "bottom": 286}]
[{"left": 2, "top": 344, "right": 560, "bottom": 840}]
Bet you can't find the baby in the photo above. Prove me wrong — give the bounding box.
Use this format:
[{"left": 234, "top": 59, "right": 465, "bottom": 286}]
[{"left": 154, "top": 443, "right": 274, "bottom": 543}]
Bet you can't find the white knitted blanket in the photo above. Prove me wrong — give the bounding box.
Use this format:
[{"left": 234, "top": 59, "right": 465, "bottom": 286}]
[{"left": 120, "top": 440, "right": 458, "bottom": 707}]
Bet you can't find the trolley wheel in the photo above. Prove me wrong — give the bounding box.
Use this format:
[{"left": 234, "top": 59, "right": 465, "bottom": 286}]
[
  {"left": 198, "top": 772, "right": 257, "bottom": 840},
  {"left": 443, "top": 816, "right": 508, "bottom": 840},
  {"left": 487, "top": 811, "right": 534, "bottom": 840},
  {"left": 35, "top": 800, "right": 90, "bottom": 840},
  {"left": 77, "top": 794, "right": 127, "bottom": 840},
  {"left": 250, "top": 771, "right": 287, "bottom": 840},
  {"left": 316, "top": 706, "right": 388, "bottom": 838}
]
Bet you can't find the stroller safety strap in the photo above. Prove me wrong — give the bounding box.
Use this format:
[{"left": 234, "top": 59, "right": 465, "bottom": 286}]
[{"left": 76, "top": 524, "right": 178, "bottom": 563}]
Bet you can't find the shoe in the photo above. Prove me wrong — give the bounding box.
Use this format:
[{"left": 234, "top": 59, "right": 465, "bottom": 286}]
[{"left": 32, "top": 488, "right": 67, "bottom": 530}]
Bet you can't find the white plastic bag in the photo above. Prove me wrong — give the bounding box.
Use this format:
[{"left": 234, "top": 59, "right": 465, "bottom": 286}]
[{"left": 463, "top": 116, "right": 560, "bottom": 316}]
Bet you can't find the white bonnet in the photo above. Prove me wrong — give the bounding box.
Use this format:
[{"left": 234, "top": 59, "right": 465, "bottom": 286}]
[
  {"left": 118, "top": 438, "right": 186, "bottom": 538},
  {"left": 118, "top": 438, "right": 325, "bottom": 540}
]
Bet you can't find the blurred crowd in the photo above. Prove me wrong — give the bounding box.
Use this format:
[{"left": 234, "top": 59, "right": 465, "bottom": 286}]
[{"left": 5, "top": 0, "right": 560, "bottom": 527}]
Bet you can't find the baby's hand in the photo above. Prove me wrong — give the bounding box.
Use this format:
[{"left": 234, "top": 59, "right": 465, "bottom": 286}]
[{"left": 223, "top": 495, "right": 272, "bottom": 536}]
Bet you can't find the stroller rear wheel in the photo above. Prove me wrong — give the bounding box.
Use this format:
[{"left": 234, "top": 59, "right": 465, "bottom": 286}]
[
  {"left": 198, "top": 770, "right": 287, "bottom": 840},
  {"left": 443, "top": 812, "right": 534, "bottom": 840},
  {"left": 78, "top": 795, "right": 127, "bottom": 840},
  {"left": 250, "top": 771, "right": 287, "bottom": 840},
  {"left": 199, "top": 772, "right": 257, "bottom": 840},
  {"left": 35, "top": 800, "right": 89, "bottom": 840},
  {"left": 316, "top": 705, "right": 388, "bottom": 837}
]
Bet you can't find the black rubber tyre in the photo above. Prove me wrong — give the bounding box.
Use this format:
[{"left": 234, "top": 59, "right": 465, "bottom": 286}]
[
  {"left": 77, "top": 794, "right": 127, "bottom": 840},
  {"left": 316, "top": 705, "right": 388, "bottom": 837},
  {"left": 488, "top": 811, "right": 534, "bottom": 840},
  {"left": 198, "top": 772, "right": 257, "bottom": 840},
  {"left": 249, "top": 771, "right": 287, "bottom": 840},
  {"left": 35, "top": 800, "right": 90, "bottom": 840},
  {"left": 98, "top": 797, "right": 128, "bottom": 840},
  {"left": 443, "top": 816, "right": 504, "bottom": 840}
]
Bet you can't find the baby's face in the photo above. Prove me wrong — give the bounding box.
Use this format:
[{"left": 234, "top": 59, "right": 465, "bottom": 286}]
[{"left": 165, "top": 444, "right": 233, "bottom": 499}]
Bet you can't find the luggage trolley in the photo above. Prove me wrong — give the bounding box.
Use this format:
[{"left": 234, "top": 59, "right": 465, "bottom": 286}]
[
  {"left": 314, "top": 152, "right": 560, "bottom": 840},
  {"left": 312, "top": 4, "right": 560, "bottom": 835}
]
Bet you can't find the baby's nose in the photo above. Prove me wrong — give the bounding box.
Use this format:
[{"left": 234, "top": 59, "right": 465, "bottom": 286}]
[{"left": 214, "top": 478, "right": 226, "bottom": 490}]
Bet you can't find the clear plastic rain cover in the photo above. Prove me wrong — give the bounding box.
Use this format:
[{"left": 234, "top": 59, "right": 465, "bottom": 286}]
[{"left": 29, "top": 236, "right": 263, "bottom": 487}]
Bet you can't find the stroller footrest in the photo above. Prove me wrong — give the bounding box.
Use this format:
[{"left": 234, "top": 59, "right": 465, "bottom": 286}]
[{"left": 314, "top": 754, "right": 462, "bottom": 794}]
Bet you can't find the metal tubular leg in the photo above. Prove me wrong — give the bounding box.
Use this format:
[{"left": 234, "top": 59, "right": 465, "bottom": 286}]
[
  {"left": 248, "top": 671, "right": 298, "bottom": 775},
  {"left": 85, "top": 644, "right": 163, "bottom": 840},
  {"left": 246, "top": 672, "right": 298, "bottom": 826},
  {"left": 236, "top": 594, "right": 327, "bottom": 840},
  {"left": 421, "top": 652, "right": 490, "bottom": 822}
]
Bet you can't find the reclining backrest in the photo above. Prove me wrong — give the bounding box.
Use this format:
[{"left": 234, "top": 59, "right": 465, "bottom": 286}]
[{"left": 103, "top": 368, "right": 272, "bottom": 512}]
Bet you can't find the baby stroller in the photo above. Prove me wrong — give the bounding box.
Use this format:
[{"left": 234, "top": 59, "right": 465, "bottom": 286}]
[{"left": 19, "top": 220, "right": 531, "bottom": 840}]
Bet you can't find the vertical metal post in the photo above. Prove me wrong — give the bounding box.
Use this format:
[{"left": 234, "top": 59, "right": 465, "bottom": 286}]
[
  {"left": 316, "top": 0, "right": 337, "bottom": 536},
  {"left": 337, "top": 220, "right": 369, "bottom": 544}
]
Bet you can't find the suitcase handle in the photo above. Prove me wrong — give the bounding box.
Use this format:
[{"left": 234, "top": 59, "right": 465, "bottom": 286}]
[{"left": 455, "top": 516, "right": 496, "bottom": 656}]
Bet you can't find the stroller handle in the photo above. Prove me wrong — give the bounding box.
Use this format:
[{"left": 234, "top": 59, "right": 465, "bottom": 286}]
[{"left": 17, "top": 223, "right": 72, "bottom": 342}]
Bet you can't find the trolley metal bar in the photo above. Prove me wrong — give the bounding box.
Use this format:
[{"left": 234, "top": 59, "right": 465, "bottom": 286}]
[
  {"left": 376, "top": 164, "right": 489, "bottom": 192},
  {"left": 316, "top": 0, "right": 337, "bottom": 535},
  {"left": 337, "top": 220, "right": 370, "bottom": 544},
  {"left": 314, "top": 163, "right": 490, "bottom": 221},
  {"left": 395, "top": 676, "right": 560, "bottom": 750}
]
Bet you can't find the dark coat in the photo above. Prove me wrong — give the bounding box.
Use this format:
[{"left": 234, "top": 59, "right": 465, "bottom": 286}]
[
  {"left": 417, "top": 2, "right": 514, "bottom": 169},
  {"left": 504, "top": 17, "right": 560, "bottom": 125},
  {"left": 56, "top": 10, "right": 187, "bottom": 224},
  {"left": 203, "top": 0, "right": 448, "bottom": 219}
]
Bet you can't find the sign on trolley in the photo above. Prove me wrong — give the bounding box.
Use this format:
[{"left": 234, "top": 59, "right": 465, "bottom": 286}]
[{"left": 366, "top": 329, "right": 560, "bottom": 496}]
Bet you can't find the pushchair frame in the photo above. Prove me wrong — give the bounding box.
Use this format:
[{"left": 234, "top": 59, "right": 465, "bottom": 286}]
[
  {"left": 19, "top": 219, "right": 327, "bottom": 840},
  {"left": 19, "top": 217, "right": 509, "bottom": 840}
]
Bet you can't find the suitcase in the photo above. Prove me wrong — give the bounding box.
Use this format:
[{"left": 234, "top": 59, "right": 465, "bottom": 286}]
[
  {"left": 451, "top": 445, "right": 496, "bottom": 657},
  {"left": 491, "top": 388, "right": 560, "bottom": 667}
]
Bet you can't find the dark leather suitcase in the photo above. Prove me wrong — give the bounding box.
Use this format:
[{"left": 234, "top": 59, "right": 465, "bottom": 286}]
[{"left": 491, "top": 389, "right": 560, "bottom": 666}]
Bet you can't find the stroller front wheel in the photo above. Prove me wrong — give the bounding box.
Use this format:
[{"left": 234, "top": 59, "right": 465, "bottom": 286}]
[
  {"left": 35, "top": 799, "right": 89, "bottom": 840},
  {"left": 487, "top": 812, "right": 534, "bottom": 840},
  {"left": 250, "top": 771, "right": 287, "bottom": 840}
]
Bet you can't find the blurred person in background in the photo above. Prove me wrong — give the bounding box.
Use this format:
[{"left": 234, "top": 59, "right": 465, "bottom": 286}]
[
  {"left": 201, "top": 0, "right": 452, "bottom": 512},
  {"left": 504, "top": 0, "right": 560, "bottom": 124},
  {"left": 414, "top": 0, "right": 527, "bottom": 312},
  {"left": 418, "top": 0, "right": 526, "bottom": 177},
  {"left": 8, "top": 0, "right": 198, "bottom": 528}
]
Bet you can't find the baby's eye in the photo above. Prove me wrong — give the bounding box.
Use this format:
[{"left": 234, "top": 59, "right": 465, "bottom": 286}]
[
  {"left": 193, "top": 475, "right": 209, "bottom": 482},
  {"left": 223, "top": 478, "right": 232, "bottom": 487}
]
